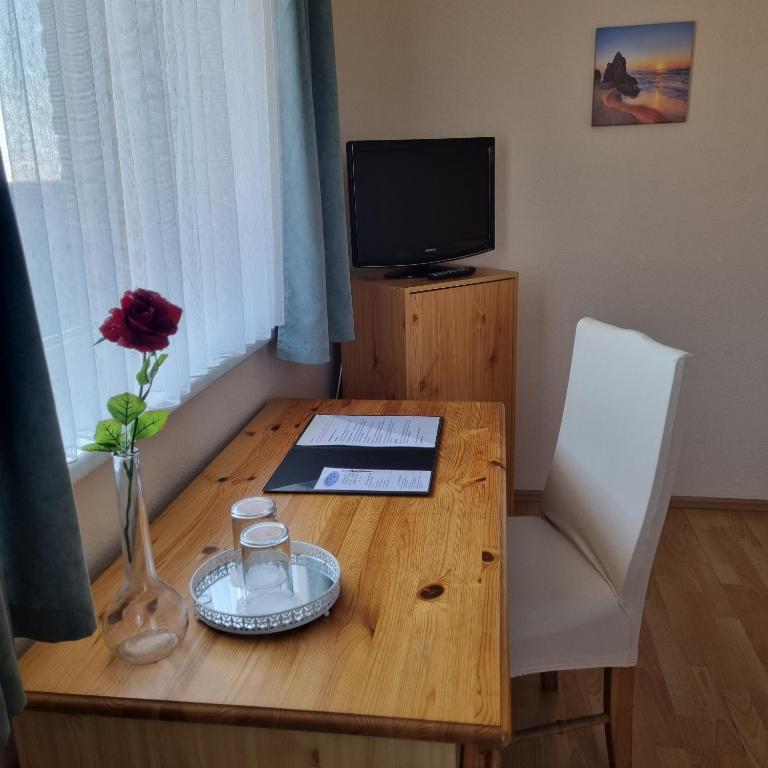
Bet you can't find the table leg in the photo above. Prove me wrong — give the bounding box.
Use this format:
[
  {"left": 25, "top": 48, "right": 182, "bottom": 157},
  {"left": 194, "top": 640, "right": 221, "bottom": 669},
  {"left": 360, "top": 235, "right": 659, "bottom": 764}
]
[
  {"left": 462, "top": 745, "right": 501, "bottom": 768},
  {"left": 462, "top": 745, "right": 482, "bottom": 768}
]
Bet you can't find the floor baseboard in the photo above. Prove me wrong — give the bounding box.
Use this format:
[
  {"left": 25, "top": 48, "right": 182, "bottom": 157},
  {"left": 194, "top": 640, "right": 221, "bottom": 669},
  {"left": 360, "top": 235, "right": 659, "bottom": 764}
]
[
  {"left": 667, "top": 495, "right": 768, "bottom": 512},
  {"left": 513, "top": 490, "right": 768, "bottom": 514}
]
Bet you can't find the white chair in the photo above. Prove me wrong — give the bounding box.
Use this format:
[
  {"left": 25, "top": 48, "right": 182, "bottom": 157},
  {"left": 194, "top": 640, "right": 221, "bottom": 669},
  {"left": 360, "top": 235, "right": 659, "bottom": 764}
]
[{"left": 508, "top": 318, "right": 690, "bottom": 767}]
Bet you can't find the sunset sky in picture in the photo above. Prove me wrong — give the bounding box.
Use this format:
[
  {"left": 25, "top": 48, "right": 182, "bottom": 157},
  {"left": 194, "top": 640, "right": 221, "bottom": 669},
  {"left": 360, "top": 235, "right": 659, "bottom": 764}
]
[{"left": 595, "top": 22, "right": 694, "bottom": 73}]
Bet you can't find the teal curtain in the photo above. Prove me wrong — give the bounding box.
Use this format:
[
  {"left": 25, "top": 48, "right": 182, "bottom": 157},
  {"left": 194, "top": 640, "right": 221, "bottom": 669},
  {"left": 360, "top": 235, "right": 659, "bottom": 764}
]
[
  {"left": 275, "top": 0, "right": 354, "bottom": 364},
  {"left": 0, "top": 158, "right": 95, "bottom": 745}
]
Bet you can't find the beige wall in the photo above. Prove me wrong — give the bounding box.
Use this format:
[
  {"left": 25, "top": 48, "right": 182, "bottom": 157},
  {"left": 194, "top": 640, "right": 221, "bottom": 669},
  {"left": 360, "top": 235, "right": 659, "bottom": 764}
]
[
  {"left": 74, "top": 344, "right": 330, "bottom": 576},
  {"left": 333, "top": 0, "right": 768, "bottom": 498}
]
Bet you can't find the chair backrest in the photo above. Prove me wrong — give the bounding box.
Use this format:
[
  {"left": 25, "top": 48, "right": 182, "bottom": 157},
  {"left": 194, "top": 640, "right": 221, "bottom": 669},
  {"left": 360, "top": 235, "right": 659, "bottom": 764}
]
[{"left": 542, "top": 318, "right": 690, "bottom": 632}]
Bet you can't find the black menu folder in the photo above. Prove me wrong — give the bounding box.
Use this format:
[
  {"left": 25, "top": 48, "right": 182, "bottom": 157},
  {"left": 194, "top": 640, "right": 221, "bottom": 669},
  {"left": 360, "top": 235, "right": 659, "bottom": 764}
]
[{"left": 264, "top": 413, "right": 443, "bottom": 496}]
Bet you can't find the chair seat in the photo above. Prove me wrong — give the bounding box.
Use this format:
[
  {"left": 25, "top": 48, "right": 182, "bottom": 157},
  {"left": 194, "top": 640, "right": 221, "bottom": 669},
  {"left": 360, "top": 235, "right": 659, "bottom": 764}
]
[{"left": 507, "top": 516, "right": 635, "bottom": 677}]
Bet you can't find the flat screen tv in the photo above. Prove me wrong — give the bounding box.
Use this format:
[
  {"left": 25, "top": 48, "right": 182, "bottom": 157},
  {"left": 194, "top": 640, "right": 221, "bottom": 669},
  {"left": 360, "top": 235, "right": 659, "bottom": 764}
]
[{"left": 346, "top": 137, "right": 495, "bottom": 278}]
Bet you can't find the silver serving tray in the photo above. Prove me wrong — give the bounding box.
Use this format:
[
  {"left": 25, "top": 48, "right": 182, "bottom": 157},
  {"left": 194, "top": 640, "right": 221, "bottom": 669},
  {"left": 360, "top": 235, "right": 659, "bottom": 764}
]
[{"left": 190, "top": 542, "right": 340, "bottom": 635}]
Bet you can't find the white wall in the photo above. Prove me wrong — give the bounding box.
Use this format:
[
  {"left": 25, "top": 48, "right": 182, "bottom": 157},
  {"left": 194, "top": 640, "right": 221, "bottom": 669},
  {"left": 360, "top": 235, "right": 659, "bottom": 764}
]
[
  {"left": 333, "top": 0, "right": 768, "bottom": 498},
  {"left": 74, "top": 343, "right": 330, "bottom": 576}
]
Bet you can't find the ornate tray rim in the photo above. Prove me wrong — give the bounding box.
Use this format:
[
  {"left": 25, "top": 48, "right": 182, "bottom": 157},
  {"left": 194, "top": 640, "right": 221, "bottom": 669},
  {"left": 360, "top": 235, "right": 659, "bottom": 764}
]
[{"left": 189, "top": 541, "right": 341, "bottom": 635}]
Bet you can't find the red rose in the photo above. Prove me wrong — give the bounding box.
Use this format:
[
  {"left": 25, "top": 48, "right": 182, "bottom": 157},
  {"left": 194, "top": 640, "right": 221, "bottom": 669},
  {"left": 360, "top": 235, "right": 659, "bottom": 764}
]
[{"left": 99, "top": 289, "right": 183, "bottom": 353}]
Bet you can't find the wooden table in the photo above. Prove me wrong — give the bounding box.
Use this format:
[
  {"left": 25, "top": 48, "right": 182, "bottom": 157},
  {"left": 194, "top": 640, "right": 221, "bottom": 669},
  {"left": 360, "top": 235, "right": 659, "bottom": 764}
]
[{"left": 15, "top": 398, "right": 510, "bottom": 768}]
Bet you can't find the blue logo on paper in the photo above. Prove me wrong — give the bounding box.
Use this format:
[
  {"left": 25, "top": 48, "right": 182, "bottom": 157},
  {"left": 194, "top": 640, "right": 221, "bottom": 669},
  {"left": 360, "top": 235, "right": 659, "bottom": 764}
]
[{"left": 324, "top": 471, "right": 340, "bottom": 487}]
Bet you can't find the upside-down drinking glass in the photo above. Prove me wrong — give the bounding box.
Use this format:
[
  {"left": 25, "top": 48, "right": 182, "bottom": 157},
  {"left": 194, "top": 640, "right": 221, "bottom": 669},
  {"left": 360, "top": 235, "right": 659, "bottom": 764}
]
[
  {"left": 239, "top": 521, "right": 293, "bottom": 600},
  {"left": 231, "top": 496, "right": 277, "bottom": 553}
]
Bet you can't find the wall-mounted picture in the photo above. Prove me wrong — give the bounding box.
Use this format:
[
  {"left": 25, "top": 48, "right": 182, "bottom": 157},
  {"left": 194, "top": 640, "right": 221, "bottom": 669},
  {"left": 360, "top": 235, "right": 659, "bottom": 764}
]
[{"left": 592, "top": 21, "right": 694, "bottom": 126}]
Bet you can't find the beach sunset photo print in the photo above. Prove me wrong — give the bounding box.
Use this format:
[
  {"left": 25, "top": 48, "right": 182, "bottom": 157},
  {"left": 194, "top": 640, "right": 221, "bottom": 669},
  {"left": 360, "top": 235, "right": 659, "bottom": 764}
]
[{"left": 592, "top": 21, "right": 694, "bottom": 126}]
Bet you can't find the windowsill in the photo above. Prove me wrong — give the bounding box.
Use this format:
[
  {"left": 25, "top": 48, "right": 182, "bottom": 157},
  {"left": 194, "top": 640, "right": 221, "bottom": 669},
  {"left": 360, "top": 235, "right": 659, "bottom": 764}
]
[{"left": 68, "top": 339, "right": 271, "bottom": 484}]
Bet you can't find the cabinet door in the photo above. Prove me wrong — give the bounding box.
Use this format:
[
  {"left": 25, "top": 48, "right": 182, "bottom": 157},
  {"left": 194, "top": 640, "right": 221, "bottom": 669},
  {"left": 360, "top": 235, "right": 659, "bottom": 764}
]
[
  {"left": 341, "top": 282, "right": 407, "bottom": 400},
  {"left": 406, "top": 279, "right": 515, "bottom": 497},
  {"left": 406, "top": 280, "right": 514, "bottom": 405}
]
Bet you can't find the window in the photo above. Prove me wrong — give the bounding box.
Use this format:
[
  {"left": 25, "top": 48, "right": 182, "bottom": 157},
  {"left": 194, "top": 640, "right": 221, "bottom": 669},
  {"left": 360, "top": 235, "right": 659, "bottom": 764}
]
[{"left": 0, "top": 0, "right": 283, "bottom": 461}]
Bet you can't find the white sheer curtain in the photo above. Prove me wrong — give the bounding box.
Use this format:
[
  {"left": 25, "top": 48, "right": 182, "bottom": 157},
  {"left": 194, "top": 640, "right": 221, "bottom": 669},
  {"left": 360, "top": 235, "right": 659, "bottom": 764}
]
[{"left": 0, "top": 0, "right": 283, "bottom": 461}]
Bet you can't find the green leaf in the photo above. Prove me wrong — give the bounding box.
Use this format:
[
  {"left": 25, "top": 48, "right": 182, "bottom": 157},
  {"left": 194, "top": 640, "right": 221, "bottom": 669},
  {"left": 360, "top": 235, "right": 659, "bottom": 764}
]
[
  {"left": 94, "top": 419, "right": 124, "bottom": 450},
  {"left": 81, "top": 442, "right": 115, "bottom": 453},
  {"left": 107, "top": 393, "right": 146, "bottom": 425},
  {"left": 149, "top": 353, "right": 169, "bottom": 379},
  {"left": 136, "top": 356, "right": 151, "bottom": 386},
  {"left": 133, "top": 409, "right": 171, "bottom": 440}
]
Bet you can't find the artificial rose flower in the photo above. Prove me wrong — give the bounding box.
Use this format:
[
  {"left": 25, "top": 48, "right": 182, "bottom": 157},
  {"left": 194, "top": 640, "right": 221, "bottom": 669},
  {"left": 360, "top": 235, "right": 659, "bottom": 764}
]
[{"left": 99, "top": 289, "right": 182, "bottom": 352}]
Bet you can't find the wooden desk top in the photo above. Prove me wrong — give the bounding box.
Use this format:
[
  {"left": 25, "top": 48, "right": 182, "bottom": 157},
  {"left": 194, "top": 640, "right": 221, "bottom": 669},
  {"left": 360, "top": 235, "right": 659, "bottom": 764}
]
[{"left": 20, "top": 399, "right": 510, "bottom": 747}]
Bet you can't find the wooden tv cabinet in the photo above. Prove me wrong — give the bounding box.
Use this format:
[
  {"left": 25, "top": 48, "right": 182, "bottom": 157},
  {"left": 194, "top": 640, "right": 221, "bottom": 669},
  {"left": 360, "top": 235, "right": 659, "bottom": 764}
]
[{"left": 341, "top": 267, "right": 517, "bottom": 498}]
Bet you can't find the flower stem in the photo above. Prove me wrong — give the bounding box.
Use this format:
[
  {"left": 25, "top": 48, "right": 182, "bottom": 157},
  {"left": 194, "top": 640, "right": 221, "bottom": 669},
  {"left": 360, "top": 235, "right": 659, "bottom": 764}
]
[
  {"left": 118, "top": 350, "right": 162, "bottom": 555},
  {"left": 122, "top": 456, "right": 134, "bottom": 564},
  {"left": 128, "top": 352, "right": 151, "bottom": 455},
  {"left": 141, "top": 360, "right": 157, "bottom": 403}
]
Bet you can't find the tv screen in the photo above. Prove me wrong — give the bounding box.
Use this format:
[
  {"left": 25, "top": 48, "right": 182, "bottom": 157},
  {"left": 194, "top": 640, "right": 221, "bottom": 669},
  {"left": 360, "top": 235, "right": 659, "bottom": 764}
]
[{"left": 346, "top": 137, "right": 495, "bottom": 271}]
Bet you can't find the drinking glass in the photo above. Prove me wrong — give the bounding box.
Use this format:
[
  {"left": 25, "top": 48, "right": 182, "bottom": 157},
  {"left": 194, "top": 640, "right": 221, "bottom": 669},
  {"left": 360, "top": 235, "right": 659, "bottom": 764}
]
[
  {"left": 239, "top": 521, "right": 293, "bottom": 599},
  {"left": 231, "top": 497, "right": 277, "bottom": 553}
]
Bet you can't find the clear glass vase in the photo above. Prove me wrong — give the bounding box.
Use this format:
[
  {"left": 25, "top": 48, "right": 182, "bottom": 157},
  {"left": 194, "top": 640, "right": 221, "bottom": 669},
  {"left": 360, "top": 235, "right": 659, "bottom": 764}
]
[{"left": 102, "top": 450, "right": 188, "bottom": 664}]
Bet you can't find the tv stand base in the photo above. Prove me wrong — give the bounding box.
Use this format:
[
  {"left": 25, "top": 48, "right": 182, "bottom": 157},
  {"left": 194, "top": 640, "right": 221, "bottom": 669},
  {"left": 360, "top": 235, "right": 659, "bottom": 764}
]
[{"left": 384, "top": 264, "right": 476, "bottom": 280}]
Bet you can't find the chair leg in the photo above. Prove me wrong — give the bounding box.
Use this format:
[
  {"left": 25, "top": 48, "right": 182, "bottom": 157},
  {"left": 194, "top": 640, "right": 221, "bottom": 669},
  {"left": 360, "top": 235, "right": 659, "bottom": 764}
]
[
  {"left": 604, "top": 666, "right": 636, "bottom": 768},
  {"left": 540, "top": 671, "right": 559, "bottom": 692}
]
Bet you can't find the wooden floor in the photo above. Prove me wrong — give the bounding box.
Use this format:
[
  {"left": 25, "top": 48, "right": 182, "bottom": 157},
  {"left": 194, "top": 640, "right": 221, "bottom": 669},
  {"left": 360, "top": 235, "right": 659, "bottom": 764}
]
[{"left": 505, "top": 507, "right": 768, "bottom": 767}]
